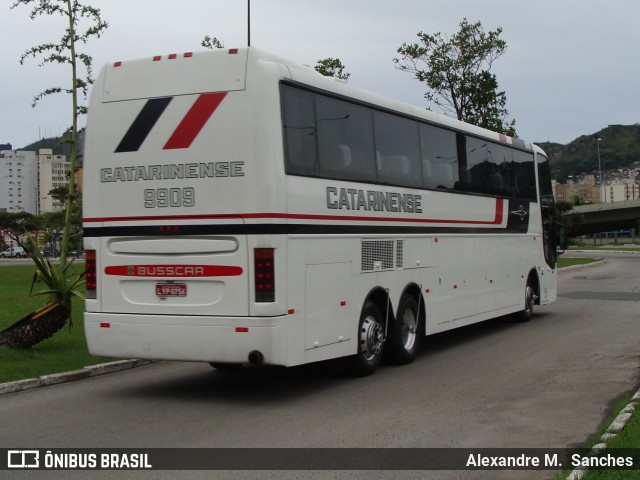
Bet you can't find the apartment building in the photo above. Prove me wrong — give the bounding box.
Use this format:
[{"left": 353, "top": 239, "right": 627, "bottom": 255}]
[
  {"left": 602, "top": 180, "right": 640, "bottom": 203},
  {"left": 36, "top": 149, "right": 70, "bottom": 214},
  {"left": 0, "top": 150, "right": 38, "bottom": 214},
  {"left": 0, "top": 148, "right": 70, "bottom": 215}
]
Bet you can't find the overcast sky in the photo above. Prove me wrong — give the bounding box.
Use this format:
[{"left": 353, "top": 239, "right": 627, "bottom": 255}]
[{"left": 2, "top": 0, "right": 639, "bottom": 148}]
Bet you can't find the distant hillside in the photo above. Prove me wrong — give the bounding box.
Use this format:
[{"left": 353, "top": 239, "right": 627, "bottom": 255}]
[
  {"left": 20, "top": 135, "right": 82, "bottom": 162},
  {"left": 536, "top": 124, "right": 640, "bottom": 181},
  {"left": 20, "top": 136, "right": 66, "bottom": 155}
]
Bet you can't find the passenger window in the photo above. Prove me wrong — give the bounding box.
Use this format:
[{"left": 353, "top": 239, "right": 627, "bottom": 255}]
[
  {"left": 373, "top": 111, "right": 422, "bottom": 187},
  {"left": 510, "top": 150, "right": 537, "bottom": 200},
  {"left": 282, "top": 86, "right": 317, "bottom": 176},
  {"left": 464, "top": 138, "right": 509, "bottom": 196},
  {"left": 315, "top": 96, "right": 376, "bottom": 182},
  {"left": 419, "top": 125, "right": 458, "bottom": 189}
]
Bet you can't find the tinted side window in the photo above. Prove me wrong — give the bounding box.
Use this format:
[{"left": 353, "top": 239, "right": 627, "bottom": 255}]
[
  {"left": 316, "top": 96, "right": 376, "bottom": 182},
  {"left": 374, "top": 111, "right": 422, "bottom": 187},
  {"left": 537, "top": 154, "right": 553, "bottom": 202},
  {"left": 282, "top": 86, "right": 317, "bottom": 176},
  {"left": 508, "top": 150, "right": 537, "bottom": 200},
  {"left": 464, "top": 137, "right": 505, "bottom": 195},
  {"left": 463, "top": 137, "right": 537, "bottom": 200},
  {"left": 419, "top": 125, "right": 459, "bottom": 189}
]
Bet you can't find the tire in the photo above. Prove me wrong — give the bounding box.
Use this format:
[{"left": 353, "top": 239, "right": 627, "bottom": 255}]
[
  {"left": 514, "top": 276, "right": 536, "bottom": 322},
  {"left": 345, "top": 301, "right": 385, "bottom": 377},
  {"left": 385, "top": 295, "right": 422, "bottom": 365}
]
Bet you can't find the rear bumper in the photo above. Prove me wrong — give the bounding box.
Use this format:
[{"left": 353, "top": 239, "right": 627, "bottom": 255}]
[{"left": 84, "top": 312, "right": 288, "bottom": 365}]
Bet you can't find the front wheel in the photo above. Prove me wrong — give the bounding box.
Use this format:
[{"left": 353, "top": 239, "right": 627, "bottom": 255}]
[
  {"left": 514, "top": 277, "right": 537, "bottom": 322},
  {"left": 345, "top": 301, "right": 385, "bottom": 376},
  {"left": 385, "top": 295, "right": 422, "bottom": 365}
]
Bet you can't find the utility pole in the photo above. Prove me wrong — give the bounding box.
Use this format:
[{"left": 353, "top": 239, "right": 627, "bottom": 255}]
[
  {"left": 247, "top": 0, "right": 251, "bottom": 47},
  {"left": 597, "top": 137, "right": 603, "bottom": 202}
]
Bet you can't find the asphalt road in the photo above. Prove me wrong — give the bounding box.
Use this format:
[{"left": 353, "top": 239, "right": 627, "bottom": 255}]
[{"left": 2, "top": 252, "right": 640, "bottom": 480}]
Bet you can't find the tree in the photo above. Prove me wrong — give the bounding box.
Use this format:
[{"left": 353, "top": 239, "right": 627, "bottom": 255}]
[
  {"left": 2, "top": 0, "right": 108, "bottom": 348},
  {"left": 315, "top": 58, "right": 351, "bottom": 81},
  {"left": 394, "top": 18, "right": 516, "bottom": 137},
  {"left": 37, "top": 210, "right": 66, "bottom": 256},
  {"left": 555, "top": 200, "right": 584, "bottom": 242},
  {"left": 201, "top": 34, "right": 224, "bottom": 49},
  {"left": 0, "top": 211, "right": 39, "bottom": 248},
  {"left": 13, "top": 0, "right": 107, "bottom": 267}
]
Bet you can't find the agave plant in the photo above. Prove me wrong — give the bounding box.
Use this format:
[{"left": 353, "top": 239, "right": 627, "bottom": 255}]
[
  {"left": 26, "top": 235, "right": 85, "bottom": 314},
  {"left": 0, "top": 235, "right": 85, "bottom": 349}
]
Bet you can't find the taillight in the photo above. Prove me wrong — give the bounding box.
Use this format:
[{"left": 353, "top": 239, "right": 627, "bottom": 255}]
[
  {"left": 86, "top": 250, "right": 97, "bottom": 299},
  {"left": 254, "top": 248, "right": 275, "bottom": 302}
]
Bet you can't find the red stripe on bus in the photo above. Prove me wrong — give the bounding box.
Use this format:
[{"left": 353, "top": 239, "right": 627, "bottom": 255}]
[
  {"left": 84, "top": 198, "right": 505, "bottom": 225},
  {"left": 163, "top": 92, "right": 227, "bottom": 150},
  {"left": 104, "top": 265, "right": 243, "bottom": 277}
]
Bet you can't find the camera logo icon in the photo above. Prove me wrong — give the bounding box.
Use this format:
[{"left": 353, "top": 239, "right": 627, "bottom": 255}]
[{"left": 8, "top": 450, "right": 40, "bottom": 468}]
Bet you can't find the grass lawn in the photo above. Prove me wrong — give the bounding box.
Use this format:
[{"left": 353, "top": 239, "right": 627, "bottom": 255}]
[
  {"left": 557, "top": 257, "right": 602, "bottom": 268},
  {"left": 0, "top": 262, "right": 111, "bottom": 384},
  {"left": 580, "top": 422, "right": 640, "bottom": 479},
  {"left": 561, "top": 392, "right": 640, "bottom": 480}
]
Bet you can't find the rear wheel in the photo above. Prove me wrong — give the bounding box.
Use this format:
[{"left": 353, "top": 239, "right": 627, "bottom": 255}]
[
  {"left": 385, "top": 295, "right": 422, "bottom": 365},
  {"left": 345, "top": 301, "right": 385, "bottom": 376}
]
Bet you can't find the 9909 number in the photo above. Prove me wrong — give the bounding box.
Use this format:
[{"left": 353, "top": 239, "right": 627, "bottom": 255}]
[{"left": 144, "top": 187, "right": 195, "bottom": 208}]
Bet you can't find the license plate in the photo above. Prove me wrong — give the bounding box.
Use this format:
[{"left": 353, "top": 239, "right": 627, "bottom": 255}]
[{"left": 156, "top": 283, "right": 187, "bottom": 297}]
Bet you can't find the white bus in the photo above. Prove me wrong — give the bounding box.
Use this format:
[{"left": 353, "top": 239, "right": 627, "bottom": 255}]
[{"left": 83, "top": 47, "right": 558, "bottom": 376}]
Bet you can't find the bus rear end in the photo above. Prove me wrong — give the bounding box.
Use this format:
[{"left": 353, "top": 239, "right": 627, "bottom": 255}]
[{"left": 83, "top": 48, "right": 288, "bottom": 365}]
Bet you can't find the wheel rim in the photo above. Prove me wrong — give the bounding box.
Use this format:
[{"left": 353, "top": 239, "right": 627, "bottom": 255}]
[
  {"left": 525, "top": 285, "right": 534, "bottom": 313},
  {"left": 400, "top": 308, "right": 417, "bottom": 351},
  {"left": 360, "top": 315, "right": 384, "bottom": 361}
]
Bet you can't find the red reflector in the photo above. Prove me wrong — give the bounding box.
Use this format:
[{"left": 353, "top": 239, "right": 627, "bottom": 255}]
[
  {"left": 229, "top": 48, "right": 238, "bottom": 54},
  {"left": 153, "top": 55, "right": 162, "bottom": 61},
  {"left": 114, "top": 61, "right": 122, "bottom": 67},
  {"left": 340, "top": 301, "right": 347, "bottom": 306},
  {"left": 100, "top": 323, "right": 111, "bottom": 329},
  {"left": 288, "top": 309, "right": 295, "bottom": 315},
  {"left": 235, "top": 327, "right": 249, "bottom": 333},
  {"left": 184, "top": 52, "right": 193, "bottom": 58},
  {"left": 168, "top": 53, "right": 177, "bottom": 60},
  {"left": 158, "top": 225, "right": 180, "bottom": 234}
]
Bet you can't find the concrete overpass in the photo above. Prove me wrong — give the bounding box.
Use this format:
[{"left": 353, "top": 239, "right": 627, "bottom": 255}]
[{"left": 571, "top": 199, "right": 640, "bottom": 235}]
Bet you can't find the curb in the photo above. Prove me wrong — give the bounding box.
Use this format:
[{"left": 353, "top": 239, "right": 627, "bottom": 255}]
[
  {"left": 567, "top": 249, "right": 640, "bottom": 255},
  {"left": 566, "top": 389, "right": 640, "bottom": 479},
  {"left": 0, "top": 359, "right": 152, "bottom": 396}
]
